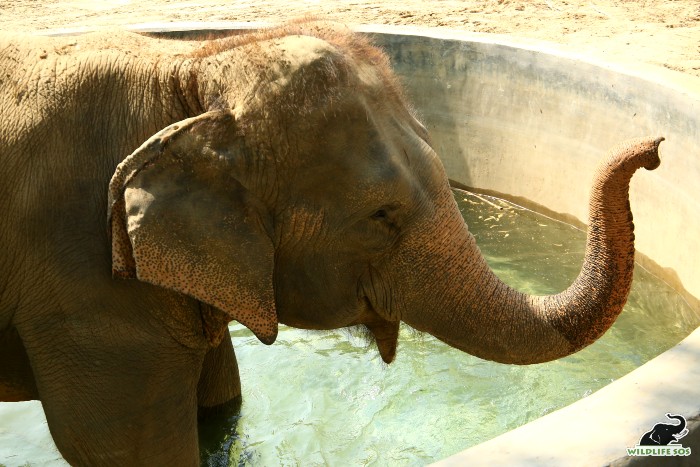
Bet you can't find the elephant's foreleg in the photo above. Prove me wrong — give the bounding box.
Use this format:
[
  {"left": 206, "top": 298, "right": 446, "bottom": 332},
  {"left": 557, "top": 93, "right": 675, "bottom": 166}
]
[
  {"left": 19, "top": 318, "right": 204, "bottom": 466},
  {"left": 197, "top": 335, "right": 242, "bottom": 418}
]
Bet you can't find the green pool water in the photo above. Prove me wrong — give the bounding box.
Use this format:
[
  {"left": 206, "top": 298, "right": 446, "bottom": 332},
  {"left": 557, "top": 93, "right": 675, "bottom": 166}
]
[{"left": 0, "top": 189, "right": 697, "bottom": 466}]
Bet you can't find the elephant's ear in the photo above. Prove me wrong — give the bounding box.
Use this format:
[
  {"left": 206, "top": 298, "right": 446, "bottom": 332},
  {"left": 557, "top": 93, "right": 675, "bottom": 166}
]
[{"left": 108, "top": 111, "right": 277, "bottom": 345}]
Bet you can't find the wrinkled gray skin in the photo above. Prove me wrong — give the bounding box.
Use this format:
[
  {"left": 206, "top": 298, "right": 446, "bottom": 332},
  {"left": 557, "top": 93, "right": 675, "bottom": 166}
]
[{"left": 0, "top": 23, "right": 661, "bottom": 466}]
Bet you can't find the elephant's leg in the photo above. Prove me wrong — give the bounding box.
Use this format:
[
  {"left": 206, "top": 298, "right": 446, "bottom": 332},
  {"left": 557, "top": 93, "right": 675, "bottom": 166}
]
[
  {"left": 197, "top": 335, "right": 242, "bottom": 418},
  {"left": 0, "top": 327, "right": 38, "bottom": 401},
  {"left": 19, "top": 319, "right": 205, "bottom": 466}
]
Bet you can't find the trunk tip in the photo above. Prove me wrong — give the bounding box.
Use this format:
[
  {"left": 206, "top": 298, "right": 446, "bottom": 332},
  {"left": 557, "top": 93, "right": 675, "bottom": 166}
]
[{"left": 642, "top": 136, "right": 664, "bottom": 171}]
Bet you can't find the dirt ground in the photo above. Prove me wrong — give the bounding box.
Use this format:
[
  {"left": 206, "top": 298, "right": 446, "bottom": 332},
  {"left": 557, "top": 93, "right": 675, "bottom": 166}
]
[{"left": 1, "top": 0, "right": 699, "bottom": 79}]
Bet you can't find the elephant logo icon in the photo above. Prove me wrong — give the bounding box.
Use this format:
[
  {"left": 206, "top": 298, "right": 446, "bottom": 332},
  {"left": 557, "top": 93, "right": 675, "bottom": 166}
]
[{"left": 638, "top": 413, "right": 689, "bottom": 446}]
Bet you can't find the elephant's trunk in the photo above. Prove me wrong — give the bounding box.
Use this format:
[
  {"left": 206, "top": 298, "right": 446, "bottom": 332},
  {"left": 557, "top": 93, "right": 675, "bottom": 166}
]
[{"left": 400, "top": 137, "right": 663, "bottom": 364}]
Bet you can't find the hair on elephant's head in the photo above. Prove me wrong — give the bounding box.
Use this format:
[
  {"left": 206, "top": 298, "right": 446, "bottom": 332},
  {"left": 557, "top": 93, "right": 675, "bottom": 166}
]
[{"left": 108, "top": 21, "right": 663, "bottom": 363}]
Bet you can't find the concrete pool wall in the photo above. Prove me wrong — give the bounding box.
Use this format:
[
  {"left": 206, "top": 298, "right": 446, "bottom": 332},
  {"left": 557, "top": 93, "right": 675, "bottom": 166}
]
[{"left": 47, "top": 23, "right": 700, "bottom": 465}]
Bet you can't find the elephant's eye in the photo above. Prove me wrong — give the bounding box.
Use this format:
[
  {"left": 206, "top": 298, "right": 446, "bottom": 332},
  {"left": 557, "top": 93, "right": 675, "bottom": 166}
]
[
  {"left": 371, "top": 209, "right": 388, "bottom": 220},
  {"left": 368, "top": 206, "right": 401, "bottom": 235},
  {"left": 355, "top": 205, "right": 401, "bottom": 252},
  {"left": 370, "top": 204, "right": 401, "bottom": 225}
]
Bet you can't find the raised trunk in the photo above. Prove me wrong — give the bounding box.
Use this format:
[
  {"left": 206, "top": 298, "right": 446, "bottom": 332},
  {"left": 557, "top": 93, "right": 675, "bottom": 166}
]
[{"left": 402, "top": 137, "right": 663, "bottom": 364}]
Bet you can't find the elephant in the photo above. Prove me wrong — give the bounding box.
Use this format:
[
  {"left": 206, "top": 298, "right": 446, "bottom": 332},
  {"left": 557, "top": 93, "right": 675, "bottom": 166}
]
[
  {"left": 0, "top": 20, "right": 663, "bottom": 466},
  {"left": 639, "top": 414, "right": 689, "bottom": 445}
]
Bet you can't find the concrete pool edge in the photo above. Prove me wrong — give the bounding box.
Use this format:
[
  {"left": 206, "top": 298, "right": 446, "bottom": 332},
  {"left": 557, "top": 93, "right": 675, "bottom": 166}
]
[{"left": 39, "top": 22, "right": 700, "bottom": 465}]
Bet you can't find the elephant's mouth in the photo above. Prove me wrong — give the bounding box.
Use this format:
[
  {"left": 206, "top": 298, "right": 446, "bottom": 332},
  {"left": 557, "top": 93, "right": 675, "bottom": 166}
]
[{"left": 350, "top": 298, "right": 400, "bottom": 364}]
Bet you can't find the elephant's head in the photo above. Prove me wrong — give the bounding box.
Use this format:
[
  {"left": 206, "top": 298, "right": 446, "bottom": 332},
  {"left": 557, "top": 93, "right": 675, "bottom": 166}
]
[{"left": 108, "top": 23, "right": 662, "bottom": 363}]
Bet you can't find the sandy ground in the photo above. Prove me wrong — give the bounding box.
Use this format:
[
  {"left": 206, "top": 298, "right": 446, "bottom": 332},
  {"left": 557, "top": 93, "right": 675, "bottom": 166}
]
[{"left": 1, "top": 0, "right": 699, "bottom": 79}]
